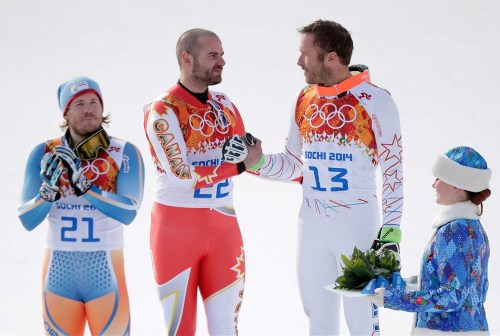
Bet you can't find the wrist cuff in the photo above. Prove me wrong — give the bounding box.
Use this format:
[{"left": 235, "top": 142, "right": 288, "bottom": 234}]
[
  {"left": 237, "top": 162, "right": 246, "bottom": 174},
  {"left": 247, "top": 155, "right": 265, "bottom": 172},
  {"left": 380, "top": 226, "right": 402, "bottom": 244}
]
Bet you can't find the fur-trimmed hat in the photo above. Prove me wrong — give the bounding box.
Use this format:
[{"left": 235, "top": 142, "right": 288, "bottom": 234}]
[
  {"left": 432, "top": 146, "right": 491, "bottom": 192},
  {"left": 57, "top": 76, "right": 103, "bottom": 113}
]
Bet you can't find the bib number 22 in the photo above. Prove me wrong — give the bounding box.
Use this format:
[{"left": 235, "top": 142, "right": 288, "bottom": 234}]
[{"left": 194, "top": 179, "right": 230, "bottom": 199}]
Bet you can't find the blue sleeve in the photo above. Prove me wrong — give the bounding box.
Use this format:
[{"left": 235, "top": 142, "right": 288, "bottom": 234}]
[
  {"left": 18, "top": 143, "right": 52, "bottom": 231},
  {"left": 82, "top": 142, "right": 145, "bottom": 225},
  {"left": 384, "top": 221, "right": 472, "bottom": 312}
]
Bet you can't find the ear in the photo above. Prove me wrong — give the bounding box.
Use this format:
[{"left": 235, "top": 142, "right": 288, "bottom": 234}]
[
  {"left": 181, "top": 51, "right": 193, "bottom": 66},
  {"left": 325, "top": 51, "right": 338, "bottom": 63}
]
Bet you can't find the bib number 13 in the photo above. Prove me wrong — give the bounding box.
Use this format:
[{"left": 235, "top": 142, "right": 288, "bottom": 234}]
[{"left": 309, "top": 166, "right": 349, "bottom": 192}]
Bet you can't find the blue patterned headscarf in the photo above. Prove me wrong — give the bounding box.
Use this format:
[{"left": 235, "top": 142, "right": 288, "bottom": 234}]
[{"left": 445, "top": 146, "right": 488, "bottom": 170}]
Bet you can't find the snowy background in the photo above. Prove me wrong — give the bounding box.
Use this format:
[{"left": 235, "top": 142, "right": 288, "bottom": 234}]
[{"left": 1, "top": 0, "right": 499, "bottom": 334}]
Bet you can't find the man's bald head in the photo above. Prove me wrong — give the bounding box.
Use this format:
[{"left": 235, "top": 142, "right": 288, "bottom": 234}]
[{"left": 176, "top": 28, "right": 219, "bottom": 66}]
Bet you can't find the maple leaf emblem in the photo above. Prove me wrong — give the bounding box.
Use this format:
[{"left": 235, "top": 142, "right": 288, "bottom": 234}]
[
  {"left": 194, "top": 165, "right": 219, "bottom": 185},
  {"left": 230, "top": 247, "right": 245, "bottom": 279}
]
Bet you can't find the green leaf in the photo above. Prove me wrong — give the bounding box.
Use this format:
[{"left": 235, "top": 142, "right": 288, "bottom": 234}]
[
  {"left": 341, "top": 254, "right": 351, "bottom": 267},
  {"left": 333, "top": 245, "right": 399, "bottom": 289},
  {"left": 359, "top": 252, "right": 373, "bottom": 271}
]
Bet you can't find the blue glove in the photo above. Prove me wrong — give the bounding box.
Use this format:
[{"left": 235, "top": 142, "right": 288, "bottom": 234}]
[
  {"left": 39, "top": 152, "right": 64, "bottom": 202},
  {"left": 54, "top": 145, "right": 92, "bottom": 196}
]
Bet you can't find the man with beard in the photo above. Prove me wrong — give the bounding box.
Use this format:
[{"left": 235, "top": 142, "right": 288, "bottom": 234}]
[
  {"left": 143, "top": 28, "right": 263, "bottom": 335},
  {"left": 230, "top": 20, "right": 404, "bottom": 335},
  {"left": 18, "top": 76, "right": 145, "bottom": 334}
]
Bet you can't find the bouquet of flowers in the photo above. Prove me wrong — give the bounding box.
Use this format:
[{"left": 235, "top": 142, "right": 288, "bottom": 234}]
[{"left": 334, "top": 247, "right": 401, "bottom": 290}]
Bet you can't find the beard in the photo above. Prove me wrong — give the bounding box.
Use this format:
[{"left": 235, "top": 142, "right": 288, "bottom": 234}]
[
  {"left": 304, "top": 63, "right": 332, "bottom": 85},
  {"left": 192, "top": 59, "right": 222, "bottom": 86},
  {"left": 67, "top": 117, "right": 103, "bottom": 141}
]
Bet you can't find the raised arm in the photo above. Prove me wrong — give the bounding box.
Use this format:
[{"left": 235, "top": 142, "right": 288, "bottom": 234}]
[
  {"left": 18, "top": 143, "right": 52, "bottom": 231},
  {"left": 82, "top": 142, "right": 145, "bottom": 225}
]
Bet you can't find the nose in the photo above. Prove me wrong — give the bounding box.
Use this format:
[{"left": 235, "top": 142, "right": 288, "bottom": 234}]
[
  {"left": 432, "top": 179, "right": 437, "bottom": 188},
  {"left": 297, "top": 55, "right": 303, "bottom": 67},
  {"left": 83, "top": 102, "right": 97, "bottom": 115}
]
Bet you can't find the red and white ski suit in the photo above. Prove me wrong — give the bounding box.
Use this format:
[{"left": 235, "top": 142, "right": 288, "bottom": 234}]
[{"left": 144, "top": 84, "right": 247, "bottom": 335}]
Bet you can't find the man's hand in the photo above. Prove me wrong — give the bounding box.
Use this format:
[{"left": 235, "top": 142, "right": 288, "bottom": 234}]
[
  {"left": 39, "top": 152, "right": 64, "bottom": 202},
  {"left": 222, "top": 135, "right": 248, "bottom": 163},
  {"left": 243, "top": 132, "right": 256, "bottom": 147},
  {"left": 222, "top": 132, "right": 263, "bottom": 171},
  {"left": 243, "top": 135, "right": 263, "bottom": 171},
  {"left": 371, "top": 226, "right": 402, "bottom": 268},
  {"left": 54, "top": 145, "right": 92, "bottom": 196}
]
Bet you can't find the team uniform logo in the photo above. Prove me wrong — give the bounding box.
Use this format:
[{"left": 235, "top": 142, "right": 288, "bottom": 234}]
[
  {"left": 304, "top": 103, "right": 357, "bottom": 129},
  {"left": 188, "top": 103, "right": 231, "bottom": 137},
  {"left": 70, "top": 81, "right": 90, "bottom": 94},
  {"left": 45, "top": 139, "right": 119, "bottom": 197},
  {"left": 298, "top": 90, "right": 377, "bottom": 162},
  {"left": 185, "top": 100, "right": 236, "bottom": 153}
]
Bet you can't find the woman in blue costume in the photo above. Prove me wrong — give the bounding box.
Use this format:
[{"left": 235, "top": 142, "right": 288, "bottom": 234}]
[{"left": 367, "top": 146, "right": 491, "bottom": 335}]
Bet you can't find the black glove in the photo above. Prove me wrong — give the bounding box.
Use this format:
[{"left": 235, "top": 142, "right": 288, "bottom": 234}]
[
  {"left": 54, "top": 145, "right": 92, "bottom": 196},
  {"left": 39, "top": 152, "right": 64, "bottom": 202},
  {"left": 243, "top": 132, "right": 256, "bottom": 147},
  {"left": 371, "top": 240, "right": 400, "bottom": 254},
  {"left": 222, "top": 135, "right": 248, "bottom": 163}
]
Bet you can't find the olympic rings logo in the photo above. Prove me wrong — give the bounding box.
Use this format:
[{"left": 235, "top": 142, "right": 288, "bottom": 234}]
[
  {"left": 189, "top": 101, "right": 231, "bottom": 137},
  {"left": 304, "top": 103, "right": 357, "bottom": 129},
  {"left": 81, "top": 159, "right": 111, "bottom": 182},
  {"left": 60, "top": 158, "right": 111, "bottom": 183}
]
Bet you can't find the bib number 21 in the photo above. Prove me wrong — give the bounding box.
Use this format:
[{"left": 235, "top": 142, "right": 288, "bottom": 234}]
[
  {"left": 61, "top": 216, "right": 100, "bottom": 243},
  {"left": 309, "top": 166, "right": 349, "bottom": 192}
]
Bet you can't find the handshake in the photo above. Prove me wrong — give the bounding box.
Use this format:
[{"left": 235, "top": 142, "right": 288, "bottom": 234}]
[
  {"left": 222, "top": 132, "right": 264, "bottom": 171},
  {"left": 39, "top": 145, "right": 92, "bottom": 202}
]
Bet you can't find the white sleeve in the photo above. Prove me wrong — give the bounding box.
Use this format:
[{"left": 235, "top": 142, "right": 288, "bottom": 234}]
[
  {"left": 145, "top": 104, "right": 196, "bottom": 190},
  {"left": 372, "top": 90, "right": 403, "bottom": 228},
  {"left": 256, "top": 106, "right": 303, "bottom": 182}
]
